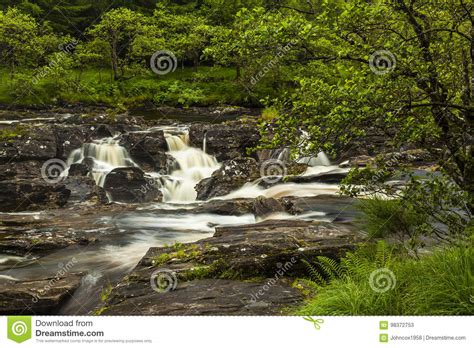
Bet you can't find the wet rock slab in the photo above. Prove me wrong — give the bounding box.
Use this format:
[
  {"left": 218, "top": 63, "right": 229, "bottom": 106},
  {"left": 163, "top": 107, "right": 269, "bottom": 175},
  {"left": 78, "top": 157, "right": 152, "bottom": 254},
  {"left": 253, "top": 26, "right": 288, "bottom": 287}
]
[
  {"left": 100, "top": 278, "right": 301, "bottom": 315},
  {"left": 0, "top": 273, "right": 83, "bottom": 315},
  {"left": 0, "top": 179, "right": 70, "bottom": 212},
  {"left": 0, "top": 204, "right": 135, "bottom": 256},
  {"left": 97, "top": 219, "right": 363, "bottom": 315}
]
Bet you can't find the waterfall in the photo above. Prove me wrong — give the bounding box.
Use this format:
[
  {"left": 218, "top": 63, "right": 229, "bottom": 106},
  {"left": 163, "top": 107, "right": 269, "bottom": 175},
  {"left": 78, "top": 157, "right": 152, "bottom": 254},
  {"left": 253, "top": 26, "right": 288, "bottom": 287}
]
[
  {"left": 162, "top": 131, "right": 219, "bottom": 202},
  {"left": 297, "top": 130, "right": 331, "bottom": 167},
  {"left": 298, "top": 152, "right": 331, "bottom": 167},
  {"left": 65, "top": 129, "right": 219, "bottom": 202},
  {"left": 66, "top": 138, "right": 137, "bottom": 187},
  {"left": 64, "top": 128, "right": 336, "bottom": 204},
  {"left": 203, "top": 132, "right": 207, "bottom": 154}
]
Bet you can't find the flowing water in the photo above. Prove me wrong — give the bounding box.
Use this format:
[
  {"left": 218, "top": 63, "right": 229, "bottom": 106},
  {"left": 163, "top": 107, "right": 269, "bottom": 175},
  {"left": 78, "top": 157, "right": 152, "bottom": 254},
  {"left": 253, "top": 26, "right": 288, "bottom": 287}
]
[{"left": 0, "top": 125, "right": 347, "bottom": 314}]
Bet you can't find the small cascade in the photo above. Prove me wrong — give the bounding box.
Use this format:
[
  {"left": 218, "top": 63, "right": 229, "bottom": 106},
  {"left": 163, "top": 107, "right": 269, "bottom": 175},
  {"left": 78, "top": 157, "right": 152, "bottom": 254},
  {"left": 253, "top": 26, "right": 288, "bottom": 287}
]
[
  {"left": 297, "top": 130, "right": 331, "bottom": 167},
  {"left": 276, "top": 147, "right": 290, "bottom": 162},
  {"left": 66, "top": 138, "right": 137, "bottom": 186},
  {"left": 298, "top": 151, "right": 331, "bottom": 167},
  {"left": 203, "top": 132, "right": 207, "bottom": 154},
  {"left": 162, "top": 131, "right": 219, "bottom": 202}
]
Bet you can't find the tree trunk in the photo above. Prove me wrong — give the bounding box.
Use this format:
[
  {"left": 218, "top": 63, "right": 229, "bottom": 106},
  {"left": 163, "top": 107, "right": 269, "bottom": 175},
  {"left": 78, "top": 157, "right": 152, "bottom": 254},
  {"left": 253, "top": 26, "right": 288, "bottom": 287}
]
[
  {"left": 193, "top": 53, "right": 199, "bottom": 72},
  {"left": 110, "top": 30, "right": 119, "bottom": 81}
]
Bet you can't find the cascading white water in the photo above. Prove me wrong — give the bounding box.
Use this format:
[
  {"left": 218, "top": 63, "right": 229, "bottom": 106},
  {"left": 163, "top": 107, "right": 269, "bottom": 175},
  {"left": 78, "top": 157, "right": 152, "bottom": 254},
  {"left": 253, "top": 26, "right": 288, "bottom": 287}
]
[
  {"left": 162, "top": 132, "right": 219, "bottom": 202},
  {"left": 297, "top": 130, "right": 332, "bottom": 166},
  {"left": 203, "top": 132, "right": 207, "bottom": 154},
  {"left": 66, "top": 138, "right": 137, "bottom": 187},
  {"left": 64, "top": 127, "right": 338, "bottom": 203}
]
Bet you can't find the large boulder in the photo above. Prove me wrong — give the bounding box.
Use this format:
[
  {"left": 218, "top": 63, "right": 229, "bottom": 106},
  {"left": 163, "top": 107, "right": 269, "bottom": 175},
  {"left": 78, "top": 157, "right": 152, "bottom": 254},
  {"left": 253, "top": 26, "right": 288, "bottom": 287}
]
[
  {"left": 53, "top": 124, "right": 91, "bottom": 160},
  {"left": 103, "top": 167, "right": 162, "bottom": 203},
  {"left": 64, "top": 176, "right": 108, "bottom": 205},
  {"left": 189, "top": 120, "right": 260, "bottom": 161},
  {"left": 0, "top": 179, "right": 70, "bottom": 212},
  {"left": 195, "top": 157, "right": 260, "bottom": 200},
  {"left": 252, "top": 196, "right": 286, "bottom": 219},
  {"left": 118, "top": 131, "right": 174, "bottom": 173}
]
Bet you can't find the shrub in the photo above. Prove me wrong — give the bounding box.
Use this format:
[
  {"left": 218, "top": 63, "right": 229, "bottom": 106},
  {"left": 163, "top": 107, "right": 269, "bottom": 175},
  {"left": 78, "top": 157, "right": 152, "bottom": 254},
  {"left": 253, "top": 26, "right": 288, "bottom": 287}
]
[{"left": 356, "top": 198, "right": 429, "bottom": 251}]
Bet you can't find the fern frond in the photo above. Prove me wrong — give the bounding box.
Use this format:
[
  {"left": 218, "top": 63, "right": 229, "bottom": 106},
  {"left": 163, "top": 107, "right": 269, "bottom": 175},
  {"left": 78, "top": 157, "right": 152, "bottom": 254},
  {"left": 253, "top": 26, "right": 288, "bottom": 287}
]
[
  {"left": 341, "top": 251, "right": 371, "bottom": 278},
  {"left": 316, "top": 256, "right": 344, "bottom": 280},
  {"left": 302, "top": 259, "right": 326, "bottom": 284},
  {"left": 375, "top": 240, "right": 392, "bottom": 267}
]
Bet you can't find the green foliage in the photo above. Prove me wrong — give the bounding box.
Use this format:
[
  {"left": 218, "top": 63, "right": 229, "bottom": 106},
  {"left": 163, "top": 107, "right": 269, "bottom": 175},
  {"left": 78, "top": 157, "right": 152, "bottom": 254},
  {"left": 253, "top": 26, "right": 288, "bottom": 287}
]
[
  {"left": 152, "top": 81, "right": 205, "bottom": 107},
  {"left": 356, "top": 198, "right": 428, "bottom": 250},
  {"left": 99, "top": 283, "right": 113, "bottom": 303},
  {"left": 298, "top": 243, "right": 474, "bottom": 315},
  {"left": 0, "top": 125, "right": 27, "bottom": 141},
  {"left": 343, "top": 170, "right": 472, "bottom": 251},
  {"left": 0, "top": 8, "right": 60, "bottom": 71},
  {"left": 303, "top": 241, "right": 394, "bottom": 285},
  {"left": 260, "top": 107, "right": 280, "bottom": 121}
]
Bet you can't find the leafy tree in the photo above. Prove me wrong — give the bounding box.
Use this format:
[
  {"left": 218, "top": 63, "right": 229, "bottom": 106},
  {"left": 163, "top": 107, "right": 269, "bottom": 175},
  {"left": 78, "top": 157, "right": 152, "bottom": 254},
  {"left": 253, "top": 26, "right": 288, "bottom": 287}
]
[
  {"left": 0, "top": 8, "right": 59, "bottom": 73},
  {"left": 87, "top": 8, "right": 148, "bottom": 80},
  {"left": 221, "top": 1, "right": 473, "bottom": 215},
  {"left": 153, "top": 7, "right": 214, "bottom": 70}
]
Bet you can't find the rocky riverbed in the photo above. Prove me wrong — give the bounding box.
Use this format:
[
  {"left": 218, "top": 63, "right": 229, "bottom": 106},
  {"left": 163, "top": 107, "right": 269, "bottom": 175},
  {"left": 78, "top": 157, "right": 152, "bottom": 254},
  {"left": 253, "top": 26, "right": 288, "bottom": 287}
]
[{"left": 0, "top": 106, "right": 437, "bottom": 315}]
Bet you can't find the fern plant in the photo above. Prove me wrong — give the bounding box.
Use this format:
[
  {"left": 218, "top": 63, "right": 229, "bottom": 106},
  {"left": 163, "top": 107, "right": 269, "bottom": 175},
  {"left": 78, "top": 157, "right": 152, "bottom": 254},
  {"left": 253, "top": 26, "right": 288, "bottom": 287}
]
[{"left": 303, "top": 241, "right": 394, "bottom": 285}]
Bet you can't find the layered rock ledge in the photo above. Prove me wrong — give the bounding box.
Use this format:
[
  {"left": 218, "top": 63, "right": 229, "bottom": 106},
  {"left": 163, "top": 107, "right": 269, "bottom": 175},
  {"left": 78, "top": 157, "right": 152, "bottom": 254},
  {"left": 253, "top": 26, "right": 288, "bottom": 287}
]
[{"left": 96, "top": 219, "right": 363, "bottom": 315}]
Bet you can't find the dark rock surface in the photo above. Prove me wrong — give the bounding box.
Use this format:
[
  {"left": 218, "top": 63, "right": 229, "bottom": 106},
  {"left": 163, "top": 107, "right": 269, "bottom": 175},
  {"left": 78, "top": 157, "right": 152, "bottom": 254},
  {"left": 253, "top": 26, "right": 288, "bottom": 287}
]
[
  {"left": 0, "top": 204, "right": 133, "bottom": 256},
  {"left": 53, "top": 124, "right": 92, "bottom": 160},
  {"left": 64, "top": 176, "right": 108, "bottom": 204},
  {"left": 0, "top": 125, "right": 56, "bottom": 163},
  {"left": 252, "top": 196, "right": 286, "bottom": 219},
  {"left": 99, "top": 279, "right": 301, "bottom": 315},
  {"left": 0, "top": 273, "right": 83, "bottom": 315},
  {"left": 103, "top": 167, "right": 162, "bottom": 203},
  {"left": 119, "top": 131, "right": 174, "bottom": 173},
  {"left": 189, "top": 120, "right": 260, "bottom": 161},
  {"left": 0, "top": 161, "right": 42, "bottom": 181},
  {"left": 67, "top": 163, "right": 90, "bottom": 176},
  {"left": 194, "top": 198, "right": 255, "bottom": 215},
  {"left": 0, "top": 179, "right": 70, "bottom": 212},
  {"left": 96, "top": 219, "right": 363, "bottom": 315},
  {"left": 195, "top": 157, "right": 260, "bottom": 200}
]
